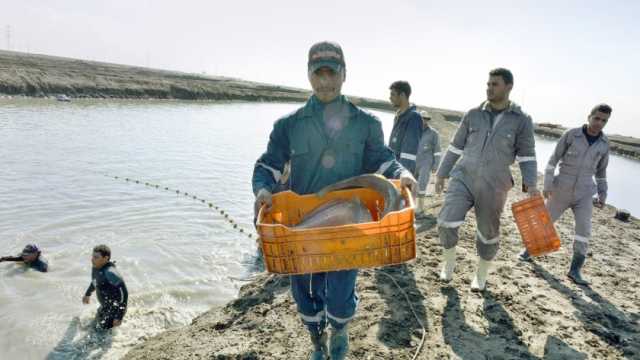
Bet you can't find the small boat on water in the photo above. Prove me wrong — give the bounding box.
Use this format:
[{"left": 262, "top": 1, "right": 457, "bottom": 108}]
[{"left": 55, "top": 94, "right": 71, "bottom": 102}]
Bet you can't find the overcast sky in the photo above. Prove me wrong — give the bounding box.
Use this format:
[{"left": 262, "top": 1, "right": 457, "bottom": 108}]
[{"left": 2, "top": 0, "right": 639, "bottom": 136}]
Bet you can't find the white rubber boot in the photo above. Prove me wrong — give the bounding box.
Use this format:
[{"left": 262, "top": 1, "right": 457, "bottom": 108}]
[
  {"left": 471, "top": 258, "right": 491, "bottom": 292},
  {"left": 415, "top": 196, "right": 427, "bottom": 219},
  {"left": 439, "top": 247, "right": 456, "bottom": 281}
]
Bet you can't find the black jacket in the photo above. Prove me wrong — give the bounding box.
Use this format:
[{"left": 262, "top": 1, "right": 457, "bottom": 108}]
[
  {"left": 388, "top": 105, "right": 423, "bottom": 176},
  {"left": 85, "top": 262, "right": 128, "bottom": 320},
  {"left": 1, "top": 255, "right": 48, "bottom": 272}
]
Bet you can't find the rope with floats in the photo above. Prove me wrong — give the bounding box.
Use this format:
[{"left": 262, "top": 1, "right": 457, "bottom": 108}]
[{"left": 105, "top": 174, "right": 257, "bottom": 240}]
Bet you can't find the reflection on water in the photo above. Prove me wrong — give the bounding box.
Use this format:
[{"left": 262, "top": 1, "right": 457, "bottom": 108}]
[{"left": 45, "top": 317, "right": 113, "bottom": 360}]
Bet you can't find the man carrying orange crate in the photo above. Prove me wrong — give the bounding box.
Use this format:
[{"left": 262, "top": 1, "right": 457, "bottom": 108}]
[
  {"left": 435, "top": 68, "right": 539, "bottom": 291},
  {"left": 518, "top": 104, "right": 612, "bottom": 286},
  {"left": 252, "top": 41, "right": 417, "bottom": 360}
]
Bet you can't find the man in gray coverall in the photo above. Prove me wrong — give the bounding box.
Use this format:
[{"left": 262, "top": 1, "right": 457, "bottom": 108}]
[
  {"left": 415, "top": 110, "right": 441, "bottom": 218},
  {"left": 519, "top": 104, "right": 612, "bottom": 286},
  {"left": 435, "top": 68, "right": 539, "bottom": 291}
]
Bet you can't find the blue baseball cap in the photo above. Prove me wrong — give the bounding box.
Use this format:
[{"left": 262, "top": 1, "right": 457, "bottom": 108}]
[
  {"left": 21, "top": 244, "right": 40, "bottom": 255},
  {"left": 308, "top": 41, "right": 345, "bottom": 73}
]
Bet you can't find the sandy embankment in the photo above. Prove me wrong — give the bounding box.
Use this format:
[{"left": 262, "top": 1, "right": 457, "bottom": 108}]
[
  {"left": 124, "top": 118, "right": 640, "bottom": 360},
  {"left": 0, "top": 49, "right": 460, "bottom": 120}
]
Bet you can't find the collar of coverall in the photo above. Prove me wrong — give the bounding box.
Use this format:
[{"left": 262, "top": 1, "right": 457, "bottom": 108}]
[
  {"left": 576, "top": 125, "right": 609, "bottom": 144},
  {"left": 396, "top": 104, "right": 417, "bottom": 118},
  {"left": 480, "top": 100, "right": 524, "bottom": 116},
  {"left": 302, "top": 94, "right": 353, "bottom": 118}
]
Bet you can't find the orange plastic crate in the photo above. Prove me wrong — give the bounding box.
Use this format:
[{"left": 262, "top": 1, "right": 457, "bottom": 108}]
[
  {"left": 256, "top": 181, "right": 416, "bottom": 274},
  {"left": 511, "top": 195, "right": 561, "bottom": 256}
]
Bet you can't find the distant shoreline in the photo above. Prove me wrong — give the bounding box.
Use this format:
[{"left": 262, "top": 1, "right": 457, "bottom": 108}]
[
  {"left": 0, "top": 49, "right": 460, "bottom": 118},
  {"left": 1, "top": 49, "right": 638, "bottom": 160}
]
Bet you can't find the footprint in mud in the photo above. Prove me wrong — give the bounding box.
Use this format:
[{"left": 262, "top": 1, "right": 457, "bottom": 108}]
[{"left": 374, "top": 265, "right": 428, "bottom": 349}]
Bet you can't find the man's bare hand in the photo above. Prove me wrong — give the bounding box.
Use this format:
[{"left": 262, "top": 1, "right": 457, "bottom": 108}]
[
  {"left": 254, "top": 188, "right": 273, "bottom": 217},
  {"left": 527, "top": 188, "right": 540, "bottom": 198},
  {"left": 399, "top": 172, "right": 417, "bottom": 193}
]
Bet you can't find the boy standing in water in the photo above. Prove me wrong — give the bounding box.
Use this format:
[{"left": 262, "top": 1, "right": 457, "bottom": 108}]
[{"left": 82, "top": 245, "right": 128, "bottom": 330}]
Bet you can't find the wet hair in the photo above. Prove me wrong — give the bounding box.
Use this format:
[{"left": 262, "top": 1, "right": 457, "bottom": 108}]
[
  {"left": 590, "top": 103, "right": 612, "bottom": 116},
  {"left": 93, "top": 244, "right": 111, "bottom": 259},
  {"left": 389, "top": 81, "right": 411, "bottom": 98},
  {"left": 489, "top": 68, "right": 514, "bottom": 85}
]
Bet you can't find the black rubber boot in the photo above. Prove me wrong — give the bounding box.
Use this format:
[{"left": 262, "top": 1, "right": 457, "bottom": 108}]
[
  {"left": 567, "top": 253, "right": 590, "bottom": 286},
  {"left": 329, "top": 326, "right": 349, "bottom": 360},
  {"left": 518, "top": 249, "right": 531, "bottom": 262},
  {"left": 308, "top": 330, "right": 328, "bottom": 360}
]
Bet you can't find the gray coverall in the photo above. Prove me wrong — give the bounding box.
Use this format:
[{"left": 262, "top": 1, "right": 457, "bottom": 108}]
[
  {"left": 543, "top": 127, "right": 609, "bottom": 256},
  {"left": 416, "top": 126, "right": 441, "bottom": 196},
  {"left": 436, "top": 101, "right": 537, "bottom": 260}
]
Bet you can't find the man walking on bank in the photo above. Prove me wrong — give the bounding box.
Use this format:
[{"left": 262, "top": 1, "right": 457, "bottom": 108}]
[
  {"left": 388, "top": 80, "right": 423, "bottom": 178},
  {"left": 415, "top": 110, "right": 441, "bottom": 218},
  {"left": 435, "top": 68, "right": 538, "bottom": 291},
  {"left": 519, "top": 104, "right": 612, "bottom": 286},
  {"left": 252, "top": 41, "right": 416, "bottom": 360}
]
